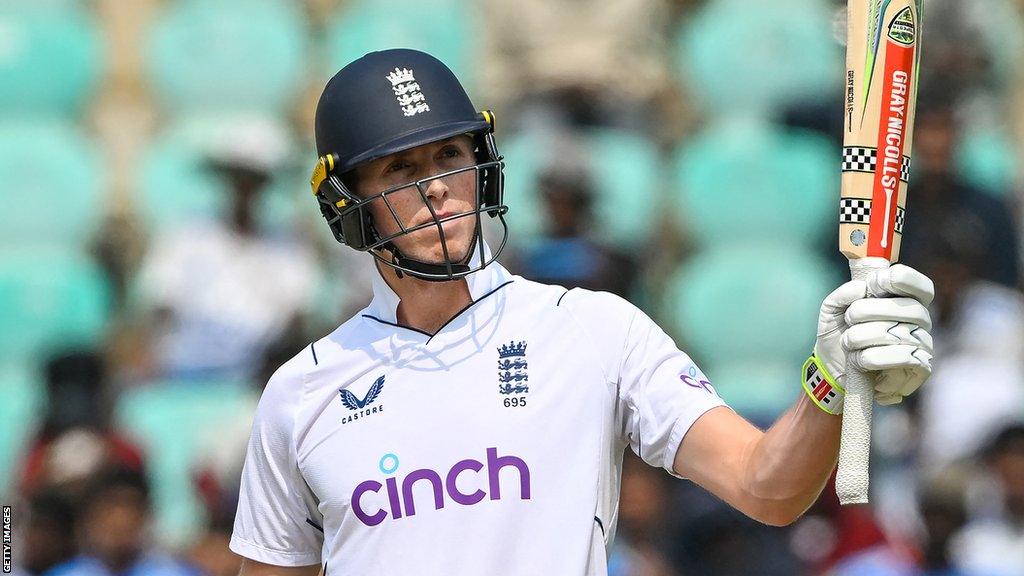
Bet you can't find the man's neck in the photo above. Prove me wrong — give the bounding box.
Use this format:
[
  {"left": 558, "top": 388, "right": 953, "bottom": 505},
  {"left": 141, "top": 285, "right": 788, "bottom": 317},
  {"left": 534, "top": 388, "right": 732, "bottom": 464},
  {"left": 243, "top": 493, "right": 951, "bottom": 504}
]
[{"left": 376, "top": 260, "right": 473, "bottom": 335}]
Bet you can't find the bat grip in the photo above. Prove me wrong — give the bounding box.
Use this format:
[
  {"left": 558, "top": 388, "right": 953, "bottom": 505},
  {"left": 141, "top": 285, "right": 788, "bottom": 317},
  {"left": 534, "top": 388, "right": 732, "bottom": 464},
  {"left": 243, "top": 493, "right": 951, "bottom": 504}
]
[{"left": 836, "top": 256, "right": 890, "bottom": 505}]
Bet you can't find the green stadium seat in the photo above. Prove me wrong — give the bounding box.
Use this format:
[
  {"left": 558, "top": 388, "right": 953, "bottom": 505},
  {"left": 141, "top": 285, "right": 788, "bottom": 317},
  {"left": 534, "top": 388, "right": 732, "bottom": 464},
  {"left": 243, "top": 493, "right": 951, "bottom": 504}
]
[
  {"left": 0, "top": 249, "right": 110, "bottom": 363},
  {"left": 975, "top": 0, "right": 1024, "bottom": 87},
  {"left": 0, "top": 4, "right": 101, "bottom": 116},
  {"left": 146, "top": 0, "right": 308, "bottom": 115},
  {"left": 675, "top": 0, "right": 840, "bottom": 118},
  {"left": 703, "top": 361, "right": 797, "bottom": 422},
  {"left": 116, "top": 379, "right": 257, "bottom": 547},
  {"left": 499, "top": 127, "right": 662, "bottom": 250},
  {"left": 0, "top": 363, "right": 43, "bottom": 497},
  {"left": 585, "top": 128, "right": 662, "bottom": 248},
  {"left": 0, "top": 120, "right": 104, "bottom": 245},
  {"left": 957, "top": 126, "right": 1018, "bottom": 198},
  {"left": 664, "top": 245, "right": 839, "bottom": 367},
  {"left": 324, "top": 0, "right": 475, "bottom": 94},
  {"left": 671, "top": 120, "right": 836, "bottom": 248}
]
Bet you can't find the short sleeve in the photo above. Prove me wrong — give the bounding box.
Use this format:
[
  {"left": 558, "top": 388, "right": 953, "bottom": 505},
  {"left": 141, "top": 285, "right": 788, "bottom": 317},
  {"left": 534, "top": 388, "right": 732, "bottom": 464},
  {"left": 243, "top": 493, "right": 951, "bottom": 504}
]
[
  {"left": 617, "top": 305, "right": 728, "bottom": 476},
  {"left": 559, "top": 289, "right": 727, "bottom": 476},
  {"left": 230, "top": 354, "right": 324, "bottom": 566}
]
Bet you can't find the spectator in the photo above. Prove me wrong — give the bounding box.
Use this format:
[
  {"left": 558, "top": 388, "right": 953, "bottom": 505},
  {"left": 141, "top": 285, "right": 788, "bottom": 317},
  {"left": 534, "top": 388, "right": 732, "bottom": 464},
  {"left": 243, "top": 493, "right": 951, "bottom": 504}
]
[
  {"left": 20, "top": 490, "right": 78, "bottom": 575},
  {"left": 131, "top": 119, "right": 321, "bottom": 381},
  {"left": 186, "top": 529, "right": 240, "bottom": 576},
  {"left": 899, "top": 88, "right": 1020, "bottom": 292},
  {"left": 792, "top": 475, "right": 916, "bottom": 576},
  {"left": 916, "top": 467, "right": 993, "bottom": 576},
  {"left": 609, "top": 453, "right": 679, "bottom": 576},
  {"left": 914, "top": 226, "right": 1024, "bottom": 468},
  {"left": 44, "top": 468, "right": 199, "bottom": 576},
  {"left": 898, "top": 87, "right": 1024, "bottom": 469},
  {"left": 512, "top": 164, "right": 638, "bottom": 297},
  {"left": 952, "top": 424, "right": 1024, "bottom": 576},
  {"left": 478, "top": 0, "right": 675, "bottom": 133},
  {"left": 667, "top": 484, "right": 802, "bottom": 575},
  {"left": 18, "top": 349, "right": 146, "bottom": 499}
]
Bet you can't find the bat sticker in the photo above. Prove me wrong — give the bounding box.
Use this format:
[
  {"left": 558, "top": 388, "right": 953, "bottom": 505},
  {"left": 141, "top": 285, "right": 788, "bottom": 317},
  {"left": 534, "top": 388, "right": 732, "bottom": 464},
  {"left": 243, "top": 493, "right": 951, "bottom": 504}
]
[{"left": 887, "top": 7, "right": 916, "bottom": 45}]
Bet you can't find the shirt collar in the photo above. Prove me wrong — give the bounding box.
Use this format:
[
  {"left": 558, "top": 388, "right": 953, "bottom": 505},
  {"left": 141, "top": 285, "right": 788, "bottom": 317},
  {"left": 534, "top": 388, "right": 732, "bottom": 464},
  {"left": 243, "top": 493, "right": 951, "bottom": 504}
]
[{"left": 366, "top": 239, "right": 512, "bottom": 324}]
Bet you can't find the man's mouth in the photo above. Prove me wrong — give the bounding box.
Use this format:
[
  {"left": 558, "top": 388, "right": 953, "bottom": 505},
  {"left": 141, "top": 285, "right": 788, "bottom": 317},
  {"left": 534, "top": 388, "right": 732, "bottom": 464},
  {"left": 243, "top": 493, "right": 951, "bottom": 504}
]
[{"left": 415, "top": 211, "right": 455, "bottom": 228}]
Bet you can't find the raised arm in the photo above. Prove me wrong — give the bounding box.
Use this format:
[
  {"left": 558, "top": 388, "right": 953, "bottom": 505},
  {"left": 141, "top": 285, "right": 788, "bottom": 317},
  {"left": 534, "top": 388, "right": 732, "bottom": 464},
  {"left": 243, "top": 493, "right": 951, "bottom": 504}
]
[
  {"left": 672, "top": 399, "right": 840, "bottom": 526},
  {"left": 673, "top": 264, "right": 933, "bottom": 525}
]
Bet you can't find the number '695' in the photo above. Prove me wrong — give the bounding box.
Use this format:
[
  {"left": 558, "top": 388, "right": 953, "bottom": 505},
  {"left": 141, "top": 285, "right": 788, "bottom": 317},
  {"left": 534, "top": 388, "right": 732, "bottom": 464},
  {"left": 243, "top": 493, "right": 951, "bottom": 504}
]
[{"left": 503, "top": 396, "right": 526, "bottom": 408}]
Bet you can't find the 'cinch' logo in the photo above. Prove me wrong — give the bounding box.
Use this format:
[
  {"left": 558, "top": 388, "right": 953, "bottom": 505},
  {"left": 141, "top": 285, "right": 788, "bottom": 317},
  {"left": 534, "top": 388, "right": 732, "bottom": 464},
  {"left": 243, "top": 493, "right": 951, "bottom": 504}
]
[{"left": 351, "top": 448, "right": 531, "bottom": 526}]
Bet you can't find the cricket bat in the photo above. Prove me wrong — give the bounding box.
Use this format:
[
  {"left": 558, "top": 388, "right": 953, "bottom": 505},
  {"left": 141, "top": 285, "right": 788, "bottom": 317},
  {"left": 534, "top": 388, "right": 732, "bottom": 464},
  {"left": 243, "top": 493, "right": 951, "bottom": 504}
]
[{"left": 836, "top": 0, "right": 924, "bottom": 505}]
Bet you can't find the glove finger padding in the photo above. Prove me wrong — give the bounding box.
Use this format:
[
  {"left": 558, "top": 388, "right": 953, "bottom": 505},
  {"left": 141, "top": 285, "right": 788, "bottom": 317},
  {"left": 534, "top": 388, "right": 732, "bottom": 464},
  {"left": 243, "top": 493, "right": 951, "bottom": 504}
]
[
  {"left": 874, "top": 391, "right": 906, "bottom": 406},
  {"left": 845, "top": 297, "right": 933, "bottom": 330},
  {"left": 854, "top": 346, "right": 931, "bottom": 405},
  {"left": 865, "top": 264, "right": 935, "bottom": 305},
  {"left": 841, "top": 321, "right": 933, "bottom": 354},
  {"left": 873, "top": 352, "right": 931, "bottom": 399},
  {"left": 850, "top": 343, "right": 932, "bottom": 371}
]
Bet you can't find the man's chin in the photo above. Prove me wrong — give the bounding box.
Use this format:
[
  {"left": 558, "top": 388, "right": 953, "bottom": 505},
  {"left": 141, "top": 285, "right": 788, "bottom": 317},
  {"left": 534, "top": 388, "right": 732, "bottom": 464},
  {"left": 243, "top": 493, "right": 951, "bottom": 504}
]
[
  {"left": 389, "top": 240, "right": 475, "bottom": 267},
  {"left": 422, "top": 244, "right": 474, "bottom": 266}
]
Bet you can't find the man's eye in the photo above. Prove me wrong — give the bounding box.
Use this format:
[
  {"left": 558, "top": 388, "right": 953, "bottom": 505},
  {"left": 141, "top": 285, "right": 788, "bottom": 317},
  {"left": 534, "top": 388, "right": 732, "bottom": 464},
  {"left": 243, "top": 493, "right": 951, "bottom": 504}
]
[
  {"left": 441, "top": 147, "right": 461, "bottom": 158},
  {"left": 385, "top": 161, "right": 409, "bottom": 174}
]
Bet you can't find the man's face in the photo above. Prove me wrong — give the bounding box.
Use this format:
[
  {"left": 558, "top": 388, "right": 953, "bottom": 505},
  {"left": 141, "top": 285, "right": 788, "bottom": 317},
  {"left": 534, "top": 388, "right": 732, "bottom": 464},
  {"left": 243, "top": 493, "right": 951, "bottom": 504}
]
[
  {"left": 914, "top": 109, "right": 957, "bottom": 179},
  {"left": 353, "top": 135, "right": 478, "bottom": 265},
  {"left": 81, "top": 488, "right": 148, "bottom": 569},
  {"left": 991, "top": 446, "right": 1024, "bottom": 519}
]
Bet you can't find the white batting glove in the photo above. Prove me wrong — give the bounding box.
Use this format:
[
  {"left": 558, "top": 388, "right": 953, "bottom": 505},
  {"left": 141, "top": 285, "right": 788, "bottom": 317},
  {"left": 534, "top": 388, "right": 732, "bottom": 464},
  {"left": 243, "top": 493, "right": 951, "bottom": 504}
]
[{"left": 806, "top": 264, "right": 934, "bottom": 413}]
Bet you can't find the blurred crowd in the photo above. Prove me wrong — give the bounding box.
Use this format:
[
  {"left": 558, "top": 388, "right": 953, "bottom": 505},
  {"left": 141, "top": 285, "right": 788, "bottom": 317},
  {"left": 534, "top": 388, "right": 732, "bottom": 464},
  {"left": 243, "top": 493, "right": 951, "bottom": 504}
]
[{"left": 3, "top": 0, "right": 1024, "bottom": 575}]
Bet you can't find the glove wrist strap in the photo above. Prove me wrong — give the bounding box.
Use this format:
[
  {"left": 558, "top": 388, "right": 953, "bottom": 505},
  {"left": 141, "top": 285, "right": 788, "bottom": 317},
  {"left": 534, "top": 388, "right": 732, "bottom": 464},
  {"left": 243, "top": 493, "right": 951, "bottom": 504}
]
[{"left": 802, "top": 354, "right": 845, "bottom": 415}]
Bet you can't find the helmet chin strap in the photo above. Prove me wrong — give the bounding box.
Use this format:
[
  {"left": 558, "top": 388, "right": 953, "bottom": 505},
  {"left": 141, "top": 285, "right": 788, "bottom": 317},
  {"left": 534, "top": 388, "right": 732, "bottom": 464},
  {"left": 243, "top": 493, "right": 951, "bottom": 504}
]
[{"left": 377, "top": 233, "right": 477, "bottom": 282}]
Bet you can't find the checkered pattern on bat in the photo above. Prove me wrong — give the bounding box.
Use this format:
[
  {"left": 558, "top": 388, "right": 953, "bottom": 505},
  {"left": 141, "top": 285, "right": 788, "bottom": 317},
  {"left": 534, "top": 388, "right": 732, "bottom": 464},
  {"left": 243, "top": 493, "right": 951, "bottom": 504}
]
[
  {"left": 841, "top": 147, "right": 911, "bottom": 182},
  {"left": 839, "top": 198, "right": 871, "bottom": 224},
  {"left": 840, "top": 199, "right": 907, "bottom": 235}
]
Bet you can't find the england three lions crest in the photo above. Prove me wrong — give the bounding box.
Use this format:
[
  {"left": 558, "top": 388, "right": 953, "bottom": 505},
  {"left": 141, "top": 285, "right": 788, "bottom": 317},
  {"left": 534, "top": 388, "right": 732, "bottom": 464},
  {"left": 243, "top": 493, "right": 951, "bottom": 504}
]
[
  {"left": 386, "top": 67, "right": 430, "bottom": 117},
  {"left": 497, "top": 340, "right": 529, "bottom": 395}
]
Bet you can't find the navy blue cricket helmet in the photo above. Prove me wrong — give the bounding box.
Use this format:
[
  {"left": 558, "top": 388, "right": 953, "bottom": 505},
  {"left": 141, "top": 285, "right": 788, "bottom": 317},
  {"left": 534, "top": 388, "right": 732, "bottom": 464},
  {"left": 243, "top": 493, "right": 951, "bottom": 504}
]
[{"left": 309, "top": 48, "right": 508, "bottom": 281}]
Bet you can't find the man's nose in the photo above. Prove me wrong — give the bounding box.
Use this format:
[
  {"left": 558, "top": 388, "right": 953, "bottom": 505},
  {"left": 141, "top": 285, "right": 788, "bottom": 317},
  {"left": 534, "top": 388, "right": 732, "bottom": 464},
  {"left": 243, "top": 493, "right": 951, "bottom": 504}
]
[{"left": 423, "top": 173, "right": 450, "bottom": 200}]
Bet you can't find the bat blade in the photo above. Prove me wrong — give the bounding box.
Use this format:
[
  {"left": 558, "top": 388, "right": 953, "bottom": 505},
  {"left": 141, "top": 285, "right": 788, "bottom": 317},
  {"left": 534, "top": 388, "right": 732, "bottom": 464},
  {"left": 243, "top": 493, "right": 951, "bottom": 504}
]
[{"left": 836, "top": 0, "right": 924, "bottom": 506}]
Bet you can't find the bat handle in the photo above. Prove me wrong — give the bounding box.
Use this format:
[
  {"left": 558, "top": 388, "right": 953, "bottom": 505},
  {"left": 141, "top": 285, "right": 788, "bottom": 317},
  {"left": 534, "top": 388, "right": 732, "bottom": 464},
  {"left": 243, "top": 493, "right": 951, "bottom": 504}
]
[{"left": 836, "top": 256, "right": 890, "bottom": 505}]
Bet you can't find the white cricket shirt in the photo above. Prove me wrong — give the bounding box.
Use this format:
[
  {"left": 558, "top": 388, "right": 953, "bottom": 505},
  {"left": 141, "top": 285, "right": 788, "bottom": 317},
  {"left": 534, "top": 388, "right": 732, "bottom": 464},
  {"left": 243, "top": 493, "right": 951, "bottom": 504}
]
[{"left": 230, "top": 243, "right": 727, "bottom": 575}]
